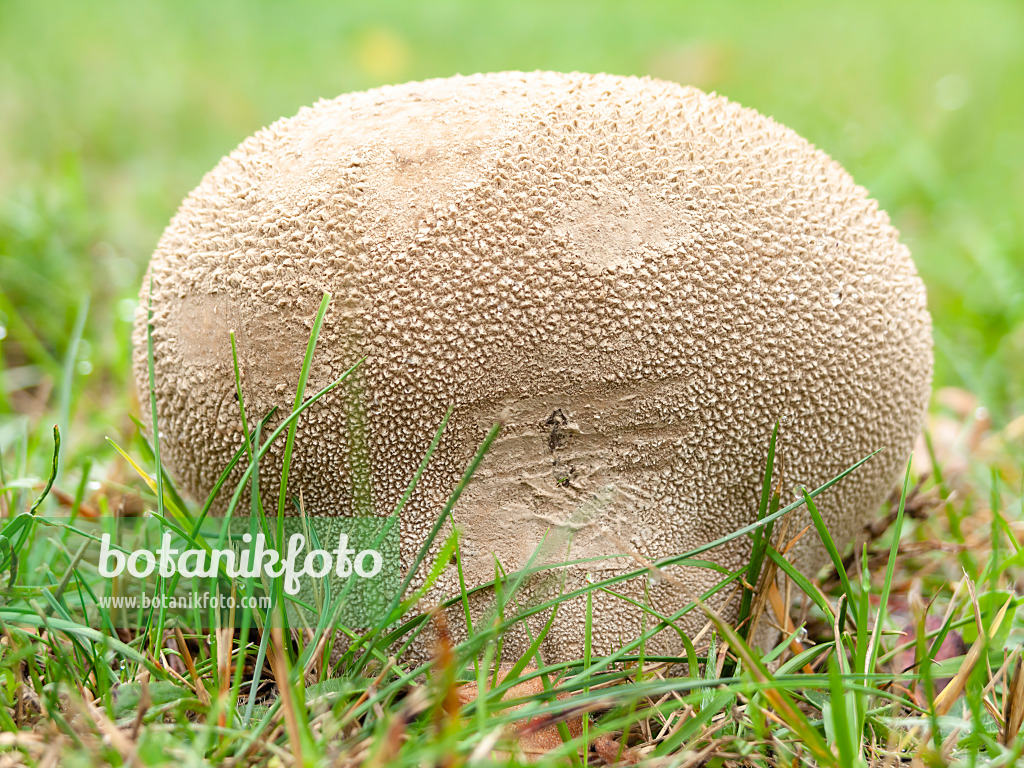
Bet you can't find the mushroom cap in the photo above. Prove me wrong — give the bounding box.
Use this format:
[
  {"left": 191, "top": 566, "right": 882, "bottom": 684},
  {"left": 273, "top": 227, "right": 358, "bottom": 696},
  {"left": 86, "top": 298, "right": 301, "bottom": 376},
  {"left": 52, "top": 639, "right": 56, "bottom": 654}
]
[{"left": 133, "top": 71, "right": 932, "bottom": 661}]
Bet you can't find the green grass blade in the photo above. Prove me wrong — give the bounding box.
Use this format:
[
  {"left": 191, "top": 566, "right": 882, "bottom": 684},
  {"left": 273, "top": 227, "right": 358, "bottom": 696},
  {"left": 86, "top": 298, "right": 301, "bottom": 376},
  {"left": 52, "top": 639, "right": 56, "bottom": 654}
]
[
  {"left": 738, "top": 423, "right": 778, "bottom": 640},
  {"left": 867, "top": 459, "right": 912, "bottom": 681},
  {"left": 801, "top": 486, "right": 856, "bottom": 632},
  {"left": 276, "top": 291, "right": 331, "bottom": 533}
]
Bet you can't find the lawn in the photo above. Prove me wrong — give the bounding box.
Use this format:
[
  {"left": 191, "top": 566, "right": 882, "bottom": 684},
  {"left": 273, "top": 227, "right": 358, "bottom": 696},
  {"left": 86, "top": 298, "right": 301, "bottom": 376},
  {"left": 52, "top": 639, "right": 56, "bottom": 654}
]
[{"left": 1, "top": 1, "right": 1023, "bottom": 766}]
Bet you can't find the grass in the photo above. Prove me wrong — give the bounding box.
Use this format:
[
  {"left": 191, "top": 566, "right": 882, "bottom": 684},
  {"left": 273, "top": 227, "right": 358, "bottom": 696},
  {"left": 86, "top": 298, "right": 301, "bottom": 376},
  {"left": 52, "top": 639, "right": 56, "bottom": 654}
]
[
  {"left": 2, "top": 295, "right": 1023, "bottom": 766},
  {"left": 1, "top": 0, "right": 1023, "bottom": 765},
  {"left": 1, "top": 373, "right": 1022, "bottom": 766}
]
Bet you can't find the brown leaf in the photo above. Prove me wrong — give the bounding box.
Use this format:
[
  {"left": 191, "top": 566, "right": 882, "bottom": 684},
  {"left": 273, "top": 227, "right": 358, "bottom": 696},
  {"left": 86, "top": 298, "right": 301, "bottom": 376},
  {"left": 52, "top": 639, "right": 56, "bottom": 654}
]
[
  {"left": 593, "top": 734, "right": 641, "bottom": 765},
  {"left": 457, "top": 666, "right": 585, "bottom": 762}
]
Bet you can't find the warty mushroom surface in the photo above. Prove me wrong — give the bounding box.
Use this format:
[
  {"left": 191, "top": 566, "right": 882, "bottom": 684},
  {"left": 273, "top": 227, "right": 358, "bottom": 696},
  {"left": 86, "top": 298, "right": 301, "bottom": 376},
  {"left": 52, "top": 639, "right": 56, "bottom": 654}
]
[{"left": 133, "top": 71, "right": 933, "bottom": 660}]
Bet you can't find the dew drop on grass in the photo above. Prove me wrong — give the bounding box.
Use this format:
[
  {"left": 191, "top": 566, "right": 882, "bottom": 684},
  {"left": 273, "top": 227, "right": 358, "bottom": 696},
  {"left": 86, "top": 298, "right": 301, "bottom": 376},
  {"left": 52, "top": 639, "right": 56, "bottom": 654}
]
[{"left": 76, "top": 360, "right": 93, "bottom": 375}]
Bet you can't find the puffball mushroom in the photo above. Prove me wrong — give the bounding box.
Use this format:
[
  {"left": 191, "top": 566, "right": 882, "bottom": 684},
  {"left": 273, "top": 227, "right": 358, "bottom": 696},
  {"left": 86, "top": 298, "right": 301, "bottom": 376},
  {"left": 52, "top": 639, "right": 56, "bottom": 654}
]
[{"left": 133, "top": 71, "right": 932, "bottom": 661}]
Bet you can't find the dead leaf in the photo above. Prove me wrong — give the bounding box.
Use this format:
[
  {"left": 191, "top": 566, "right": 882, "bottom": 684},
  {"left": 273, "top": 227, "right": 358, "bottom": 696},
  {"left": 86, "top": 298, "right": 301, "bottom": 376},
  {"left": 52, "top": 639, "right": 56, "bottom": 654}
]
[{"left": 457, "top": 665, "right": 584, "bottom": 761}]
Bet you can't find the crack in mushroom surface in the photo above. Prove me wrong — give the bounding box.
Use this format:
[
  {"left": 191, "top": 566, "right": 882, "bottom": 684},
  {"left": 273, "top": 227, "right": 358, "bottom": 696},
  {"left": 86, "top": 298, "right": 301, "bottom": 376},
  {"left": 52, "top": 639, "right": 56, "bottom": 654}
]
[{"left": 133, "top": 71, "right": 933, "bottom": 662}]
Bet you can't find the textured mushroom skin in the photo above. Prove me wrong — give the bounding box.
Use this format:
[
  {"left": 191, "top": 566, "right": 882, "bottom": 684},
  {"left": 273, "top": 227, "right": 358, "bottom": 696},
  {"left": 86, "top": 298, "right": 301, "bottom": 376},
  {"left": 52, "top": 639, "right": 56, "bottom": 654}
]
[{"left": 133, "top": 72, "right": 932, "bottom": 661}]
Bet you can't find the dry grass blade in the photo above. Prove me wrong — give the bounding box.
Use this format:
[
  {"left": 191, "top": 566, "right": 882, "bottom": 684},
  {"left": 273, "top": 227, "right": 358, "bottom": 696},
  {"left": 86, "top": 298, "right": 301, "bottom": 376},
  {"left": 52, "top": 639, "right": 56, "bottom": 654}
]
[
  {"left": 128, "top": 671, "right": 151, "bottom": 741},
  {"left": 268, "top": 626, "right": 304, "bottom": 766},
  {"left": 1004, "top": 654, "right": 1024, "bottom": 746},
  {"left": 932, "top": 594, "right": 1011, "bottom": 717},
  {"left": 174, "top": 627, "right": 211, "bottom": 707},
  {"left": 766, "top": 578, "right": 815, "bottom": 674},
  {"left": 217, "top": 625, "right": 233, "bottom": 724},
  {"left": 364, "top": 687, "right": 428, "bottom": 768},
  {"left": 76, "top": 692, "right": 139, "bottom": 766}
]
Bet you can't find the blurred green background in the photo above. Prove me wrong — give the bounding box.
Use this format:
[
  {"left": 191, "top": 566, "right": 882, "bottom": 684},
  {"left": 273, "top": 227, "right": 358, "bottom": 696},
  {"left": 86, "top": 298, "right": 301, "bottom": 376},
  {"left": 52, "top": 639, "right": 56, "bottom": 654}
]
[{"left": 2, "top": 0, "right": 1023, "bottom": 459}]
